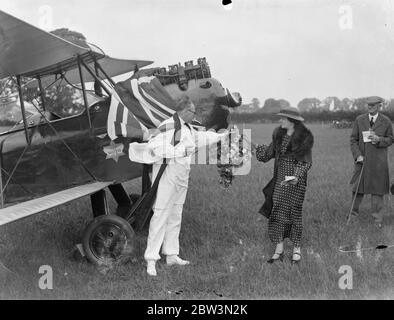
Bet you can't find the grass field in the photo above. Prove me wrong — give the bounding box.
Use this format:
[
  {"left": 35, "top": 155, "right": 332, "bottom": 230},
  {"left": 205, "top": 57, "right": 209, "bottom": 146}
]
[{"left": 0, "top": 123, "right": 393, "bottom": 300}]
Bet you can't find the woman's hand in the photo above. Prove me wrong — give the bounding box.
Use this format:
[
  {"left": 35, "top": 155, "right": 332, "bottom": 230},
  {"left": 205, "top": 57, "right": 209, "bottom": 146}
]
[
  {"left": 242, "top": 135, "right": 257, "bottom": 155},
  {"left": 249, "top": 143, "right": 259, "bottom": 157},
  {"left": 280, "top": 177, "right": 299, "bottom": 186}
]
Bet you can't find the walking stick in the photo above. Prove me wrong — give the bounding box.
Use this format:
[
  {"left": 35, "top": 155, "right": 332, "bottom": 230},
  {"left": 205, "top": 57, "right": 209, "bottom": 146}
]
[
  {"left": 346, "top": 160, "right": 364, "bottom": 225},
  {"left": 339, "top": 158, "right": 364, "bottom": 252}
]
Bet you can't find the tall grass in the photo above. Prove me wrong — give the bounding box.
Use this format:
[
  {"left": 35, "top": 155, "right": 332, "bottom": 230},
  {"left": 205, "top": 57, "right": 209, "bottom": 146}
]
[{"left": 0, "top": 123, "right": 393, "bottom": 299}]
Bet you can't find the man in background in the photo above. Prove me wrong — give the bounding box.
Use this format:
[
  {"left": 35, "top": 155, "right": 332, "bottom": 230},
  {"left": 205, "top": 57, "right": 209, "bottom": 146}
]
[{"left": 350, "top": 96, "right": 393, "bottom": 227}]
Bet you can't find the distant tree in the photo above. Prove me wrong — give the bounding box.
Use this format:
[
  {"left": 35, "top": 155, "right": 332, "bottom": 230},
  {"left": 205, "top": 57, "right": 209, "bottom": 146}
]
[
  {"left": 320, "top": 96, "right": 341, "bottom": 111},
  {"left": 0, "top": 77, "right": 18, "bottom": 97},
  {"left": 341, "top": 98, "right": 353, "bottom": 111},
  {"left": 43, "top": 85, "right": 84, "bottom": 117},
  {"left": 297, "top": 98, "right": 320, "bottom": 112},
  {"left": 0, "top": 79, "right": 9, "bottom": 96},
  {"left": 50, "top": 28, "right": 89, "bottom": 48},
  {"left": 0, "top": 29, "right": 91, "bottom": 124},
  {"left": 251, "top": 98, "right": 261, "bottom": 109},
  {"left": 353, "top": 97, "right": 369, "bottom": 112},
  {"left": 260, "top": 98, "right": 290, "bottom": 114},
  {"left": 43, "top": 29, "right": 90, "bottom": 116},
  {"left": 386, "top": 99, "right": 394, "bottom": 111},
  {"left": 277, "top": 99, "right": 290, "bottom": 109},
  {"left": 261, "top": 98, "right": 280, "bottom": 114}
]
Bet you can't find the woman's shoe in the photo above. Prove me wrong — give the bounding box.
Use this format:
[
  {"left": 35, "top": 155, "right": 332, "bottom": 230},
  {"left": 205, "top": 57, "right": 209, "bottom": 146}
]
[
  {"left": 267, "top": 252, "right": 284, "bottom": 264},
  {"left": 291, "top": 252, "right": 301, "bottom": 265}
]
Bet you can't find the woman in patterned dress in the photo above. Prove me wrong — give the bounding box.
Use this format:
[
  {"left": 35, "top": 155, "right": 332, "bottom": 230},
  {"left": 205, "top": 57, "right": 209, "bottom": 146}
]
[{"left": 253, "top": 108, "right": 313, "bottom": 264}]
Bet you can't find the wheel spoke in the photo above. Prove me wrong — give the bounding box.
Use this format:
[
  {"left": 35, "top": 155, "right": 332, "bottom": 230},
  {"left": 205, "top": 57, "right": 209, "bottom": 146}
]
[
  {"left": 84, "top": 216, "right": 134, "bottom": 265},
  {"left": 89, "top": 223, "right": 128, "bottom": 261}
]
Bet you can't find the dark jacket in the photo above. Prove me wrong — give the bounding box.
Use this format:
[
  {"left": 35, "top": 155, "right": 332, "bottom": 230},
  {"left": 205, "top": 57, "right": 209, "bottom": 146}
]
[{"left": 350, "top": 113, "right": 393, "bottom": 195}]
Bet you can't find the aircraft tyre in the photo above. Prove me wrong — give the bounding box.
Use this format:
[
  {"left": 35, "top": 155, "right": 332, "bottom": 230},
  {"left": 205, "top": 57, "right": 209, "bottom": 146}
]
[{"left": 82, "top": 214, "right": 135, "bottom": 266}]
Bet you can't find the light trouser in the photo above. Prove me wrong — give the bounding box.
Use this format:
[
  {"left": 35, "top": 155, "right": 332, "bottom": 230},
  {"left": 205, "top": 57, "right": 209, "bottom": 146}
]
[
  {"left": 352, "top": 193, "right": 384, "bottom": 220},
  {"left": 144, "top": 204, "right": 184, "bottom": 261}
]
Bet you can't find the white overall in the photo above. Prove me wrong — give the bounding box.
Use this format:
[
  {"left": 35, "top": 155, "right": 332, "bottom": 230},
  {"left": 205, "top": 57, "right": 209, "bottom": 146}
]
[{"left": 129, "top": 116, "right": 226, "bottom": 261}]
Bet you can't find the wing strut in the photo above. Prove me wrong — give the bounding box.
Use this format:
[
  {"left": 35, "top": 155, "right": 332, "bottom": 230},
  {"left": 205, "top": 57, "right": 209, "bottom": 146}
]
[
  {"left": 77, "top": 56, "right": 92, "bottom": 129},
  {"left": 96, "top": 63, "right": 116, "bottom": 87},
  {"left": 37, "top": 75, "right": 47, "bottom": 112},
  {"left": 79, "top": 59, "right": 112, "bottom": 96},
  {"left": 16, "top": 76, "right": 30, "bottom": 145}
]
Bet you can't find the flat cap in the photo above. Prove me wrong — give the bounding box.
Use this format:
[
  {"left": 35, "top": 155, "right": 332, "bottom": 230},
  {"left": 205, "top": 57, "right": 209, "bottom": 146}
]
[{"left": 366, "top": 96, "right": 384, "bottom": 105}]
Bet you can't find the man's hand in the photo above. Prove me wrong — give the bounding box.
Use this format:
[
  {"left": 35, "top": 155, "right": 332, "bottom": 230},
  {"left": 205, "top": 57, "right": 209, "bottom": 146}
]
[
  {"left": 369, "top": 133, "right": 380, "bottom": 144},
  {"left": 216, "top": 129, "right": 230, "bottom": 140},
  {"left": 356, "top": 155, "right": 364, "bottom": 163}
]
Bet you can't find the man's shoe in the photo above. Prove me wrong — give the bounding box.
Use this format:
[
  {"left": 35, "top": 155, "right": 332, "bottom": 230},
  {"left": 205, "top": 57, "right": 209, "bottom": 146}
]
[
  {"left": 166, "top": 255, "right": 190, "bottom": 266},
  {"left": 372, "top": 213, "right": 383, "bottom": 228},
  {"left": 147, "top": 260, "right": 157, "bottom": 276}
]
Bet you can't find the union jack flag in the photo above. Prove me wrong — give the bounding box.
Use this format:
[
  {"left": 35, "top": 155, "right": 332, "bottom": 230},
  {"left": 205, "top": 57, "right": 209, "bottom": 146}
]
[{"left": 107, "top": 72, "right": 177, "bottom": 141}]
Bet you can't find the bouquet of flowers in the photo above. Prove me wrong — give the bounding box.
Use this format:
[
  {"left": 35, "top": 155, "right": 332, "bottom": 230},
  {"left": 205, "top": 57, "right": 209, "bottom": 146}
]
[{"left": 216, "top": 127, "right": 251, "bottom": 188}]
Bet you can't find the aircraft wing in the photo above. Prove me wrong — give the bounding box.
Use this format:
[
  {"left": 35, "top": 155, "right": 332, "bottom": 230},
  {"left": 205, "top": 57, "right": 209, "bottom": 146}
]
[
  {"left": 0, "top": 10, "right": 153, "bottom": 87},
  {"left": 25, "top": 56, "right": 154, "bottom": 89},
  {"left": 0, "top": 10, "right": 106, "bottom": 79},
  {"left": 0, "top": 181, "right": 114, "bottom": 227}
]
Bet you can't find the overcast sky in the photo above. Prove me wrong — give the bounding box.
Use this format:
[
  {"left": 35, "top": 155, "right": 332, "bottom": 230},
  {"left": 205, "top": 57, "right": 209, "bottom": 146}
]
[{"left": 2, "top": 0, "right": 394, "bottom": 106}]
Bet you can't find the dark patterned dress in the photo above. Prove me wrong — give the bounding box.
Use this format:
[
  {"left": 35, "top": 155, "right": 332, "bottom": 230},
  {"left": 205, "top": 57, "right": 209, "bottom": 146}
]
[{"left": 256, "top": 135, "right": 311, "bottom": 247}]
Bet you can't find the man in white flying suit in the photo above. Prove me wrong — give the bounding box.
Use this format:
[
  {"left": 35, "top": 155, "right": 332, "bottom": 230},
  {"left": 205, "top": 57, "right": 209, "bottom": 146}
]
[{"left": 129, "top": 96, "right": 229, "bottom": 276}]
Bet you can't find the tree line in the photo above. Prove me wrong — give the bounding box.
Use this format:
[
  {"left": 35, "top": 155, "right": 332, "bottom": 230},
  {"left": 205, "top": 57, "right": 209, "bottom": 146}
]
[{"left": 230, "top": 109, "right": 394, "bottom": 124}]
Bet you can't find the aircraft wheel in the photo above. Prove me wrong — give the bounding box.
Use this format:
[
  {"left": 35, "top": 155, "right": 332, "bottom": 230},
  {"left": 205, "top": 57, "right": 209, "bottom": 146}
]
[{"left": 82, "top": 215, "right": 135, "bottom": 267}]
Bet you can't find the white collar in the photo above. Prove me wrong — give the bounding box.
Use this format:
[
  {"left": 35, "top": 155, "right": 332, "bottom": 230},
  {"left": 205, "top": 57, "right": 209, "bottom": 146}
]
[{"left": 369, "top": 113, "right": 379, "bottom": 121}]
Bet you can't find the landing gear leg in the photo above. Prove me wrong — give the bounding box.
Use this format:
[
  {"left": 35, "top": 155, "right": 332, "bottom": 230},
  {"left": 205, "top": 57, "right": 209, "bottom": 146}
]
[
  {"left": 109, "top": 184, "right": 132, "bottom": 219},
  {"left": 90, "top": 189, "right": 109, "bottom": 217}
]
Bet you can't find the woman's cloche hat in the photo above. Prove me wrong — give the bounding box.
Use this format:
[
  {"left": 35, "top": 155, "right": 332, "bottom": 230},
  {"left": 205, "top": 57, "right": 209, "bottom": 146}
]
[{"left": 276, "top": 107, "right": 304, "bottom": 122}]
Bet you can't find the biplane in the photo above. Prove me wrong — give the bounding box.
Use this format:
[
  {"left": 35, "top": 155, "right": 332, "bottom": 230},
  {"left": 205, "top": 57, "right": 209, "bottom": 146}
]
[{"left": 0, "top": 10, "right": 241, "bottom": 266}]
